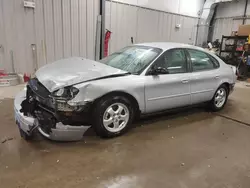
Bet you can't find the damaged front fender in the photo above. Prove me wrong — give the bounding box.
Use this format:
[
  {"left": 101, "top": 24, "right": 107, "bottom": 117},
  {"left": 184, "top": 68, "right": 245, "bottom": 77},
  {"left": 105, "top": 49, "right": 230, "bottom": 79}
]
[{"left": 68, "top": 75, "right": 146, "bottom": 113}]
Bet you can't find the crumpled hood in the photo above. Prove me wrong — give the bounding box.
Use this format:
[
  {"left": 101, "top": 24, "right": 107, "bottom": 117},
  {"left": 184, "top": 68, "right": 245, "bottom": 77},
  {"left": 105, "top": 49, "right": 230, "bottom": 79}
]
[{"left": 36, "top": 57, "right": 127, "bottom": 92}]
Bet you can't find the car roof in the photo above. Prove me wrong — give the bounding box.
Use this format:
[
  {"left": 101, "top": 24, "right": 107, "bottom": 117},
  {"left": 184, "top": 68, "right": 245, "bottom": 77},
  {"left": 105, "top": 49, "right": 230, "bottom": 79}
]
[{"left": 135, "top": 42, "right": 204, "bottom": 51}]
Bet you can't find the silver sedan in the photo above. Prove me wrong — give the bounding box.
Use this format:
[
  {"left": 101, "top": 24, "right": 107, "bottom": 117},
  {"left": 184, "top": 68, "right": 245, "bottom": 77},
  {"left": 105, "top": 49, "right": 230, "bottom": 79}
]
[{"left": 14, "top": 42, "right": 237, "bottom": 141}]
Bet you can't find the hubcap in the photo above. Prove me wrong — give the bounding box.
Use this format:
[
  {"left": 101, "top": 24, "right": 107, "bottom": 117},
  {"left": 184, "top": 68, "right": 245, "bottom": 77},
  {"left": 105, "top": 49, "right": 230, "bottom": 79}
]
[
  {"left": 103, "top": 103, "right": 130, "bottom": 133},
  {"left": 214, "top": 88, "right": 226, "bottom": 108}
]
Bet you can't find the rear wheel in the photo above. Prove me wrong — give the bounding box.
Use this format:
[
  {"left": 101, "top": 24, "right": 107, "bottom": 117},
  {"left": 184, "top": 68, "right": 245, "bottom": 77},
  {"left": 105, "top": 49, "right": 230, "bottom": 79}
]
[
  {"left": 93, "top": 96, "right": 135, "bottom": 138},
  {"left": 210, "top": 85, "right": 228, "bottom": 111}
]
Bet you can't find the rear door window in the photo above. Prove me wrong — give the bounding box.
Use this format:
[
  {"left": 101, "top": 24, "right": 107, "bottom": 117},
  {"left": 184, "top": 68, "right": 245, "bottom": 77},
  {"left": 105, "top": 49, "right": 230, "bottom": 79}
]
[{"left": 187, "top": 49, "right": 219, "bottom": 72}]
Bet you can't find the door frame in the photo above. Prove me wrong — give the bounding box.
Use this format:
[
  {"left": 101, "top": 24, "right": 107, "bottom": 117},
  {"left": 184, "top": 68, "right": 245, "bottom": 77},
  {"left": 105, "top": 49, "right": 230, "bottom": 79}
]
[{"left": 143, "top": 48, "right": 192, "bottom": 113}]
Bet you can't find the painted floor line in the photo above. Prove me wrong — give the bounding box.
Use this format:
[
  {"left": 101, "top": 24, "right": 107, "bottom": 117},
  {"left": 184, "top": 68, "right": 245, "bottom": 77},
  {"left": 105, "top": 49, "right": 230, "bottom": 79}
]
[{"left": 215, "top": 113, "right": 250, "bottom": 127}]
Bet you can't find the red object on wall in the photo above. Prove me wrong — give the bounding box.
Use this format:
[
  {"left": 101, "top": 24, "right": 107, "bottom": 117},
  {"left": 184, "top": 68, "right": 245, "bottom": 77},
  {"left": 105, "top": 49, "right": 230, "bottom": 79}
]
[
  {"left": 23, "top": 73, "right": 30, "bottom": 82},
  {"left": 104, "top": 30, "right": 111, "bottom": 57},
  {"left": 0, "top": 70, "right": 7, "bottom": 77}
]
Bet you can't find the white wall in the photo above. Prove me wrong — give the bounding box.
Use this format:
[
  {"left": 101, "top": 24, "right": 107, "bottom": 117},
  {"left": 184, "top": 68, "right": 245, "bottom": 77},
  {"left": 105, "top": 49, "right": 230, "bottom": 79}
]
[
  {"left": 111, "top": 0, "right": 204, "bottom": 17},
  {"left": 212, "top": 0, "right": 250, "bottom": 41},
  {"left": 215, "top": 0, "right": 247, "bottom": 18},
  {"left": 0, "top": 0, "right": 100, "bottom": 74},
  {"left": 106, "top": 1, "right": 198, "bottom": 54}
]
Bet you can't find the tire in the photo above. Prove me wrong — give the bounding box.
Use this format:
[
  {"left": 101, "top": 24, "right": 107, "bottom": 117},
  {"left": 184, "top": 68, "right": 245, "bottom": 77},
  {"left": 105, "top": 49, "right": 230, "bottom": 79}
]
[
  {"left": 92, "top": 95, "right": 135, "bottom": 138},
  {"left": 210, "top": 84, "right": 228, "bottom": 111}
]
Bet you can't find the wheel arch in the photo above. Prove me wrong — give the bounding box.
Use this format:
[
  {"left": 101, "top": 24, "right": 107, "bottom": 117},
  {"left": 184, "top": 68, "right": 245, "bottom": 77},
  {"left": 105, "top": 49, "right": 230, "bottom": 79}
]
[
  {"left": 219, "top": 82, "right": 230, "bottom": 93},
  {"left": 93, "top": 91, "right": 141, "bottom": 116}
]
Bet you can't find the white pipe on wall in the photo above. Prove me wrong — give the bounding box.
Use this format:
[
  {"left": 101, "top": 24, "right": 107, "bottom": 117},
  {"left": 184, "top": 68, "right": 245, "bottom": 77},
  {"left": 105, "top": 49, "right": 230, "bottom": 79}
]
[{"left": 196, "top": 0, "right": 234, "bottom": 46}]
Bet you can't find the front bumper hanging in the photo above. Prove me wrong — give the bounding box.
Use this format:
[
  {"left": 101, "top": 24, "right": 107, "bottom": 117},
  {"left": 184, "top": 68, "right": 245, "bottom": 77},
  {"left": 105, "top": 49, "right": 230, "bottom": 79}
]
[{"left": 14, "top": 90, "right": 91, "bottom": 141}]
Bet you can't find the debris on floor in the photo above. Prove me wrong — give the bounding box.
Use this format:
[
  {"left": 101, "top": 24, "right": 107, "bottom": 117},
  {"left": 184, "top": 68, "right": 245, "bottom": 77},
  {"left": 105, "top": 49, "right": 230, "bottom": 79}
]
[
  {"left": 1, "top": 137, "right": 14, "bottom": 144},
  {"left": 40, "top": 149, "right": 50, "bottom": 153}
]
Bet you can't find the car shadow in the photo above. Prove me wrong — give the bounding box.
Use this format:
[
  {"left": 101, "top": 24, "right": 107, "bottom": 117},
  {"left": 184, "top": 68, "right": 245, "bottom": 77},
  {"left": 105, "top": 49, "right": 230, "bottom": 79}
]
[
  {"left": 31, "top": 105, "right": 213, "bottom": 145},
  {"left": 83, "top": 104, "right": 212, "bottom": 137}
]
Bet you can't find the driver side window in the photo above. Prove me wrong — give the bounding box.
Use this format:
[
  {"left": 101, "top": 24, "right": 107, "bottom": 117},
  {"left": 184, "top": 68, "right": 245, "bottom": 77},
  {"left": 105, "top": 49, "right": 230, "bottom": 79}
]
[{"left": 153, "top": 49, "right": 188, "bottom": 74}]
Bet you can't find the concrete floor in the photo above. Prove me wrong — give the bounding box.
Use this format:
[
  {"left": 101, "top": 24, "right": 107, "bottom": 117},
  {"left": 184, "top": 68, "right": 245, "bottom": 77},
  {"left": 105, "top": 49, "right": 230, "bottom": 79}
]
[{"left": 1, "top": 84, "right": 250, "bottom": 188}]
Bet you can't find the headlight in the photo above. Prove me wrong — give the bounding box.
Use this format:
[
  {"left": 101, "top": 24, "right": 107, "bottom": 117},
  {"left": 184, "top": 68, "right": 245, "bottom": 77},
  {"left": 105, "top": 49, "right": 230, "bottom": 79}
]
[
  {"left": 53, "top": 87, "right": 79, "bottom": 99},
  {"left": 54, "top": 88, "right": 65, "bottom": 97},
  {"left": 70, "top": 87, "right": 79, "bottom": 96}
]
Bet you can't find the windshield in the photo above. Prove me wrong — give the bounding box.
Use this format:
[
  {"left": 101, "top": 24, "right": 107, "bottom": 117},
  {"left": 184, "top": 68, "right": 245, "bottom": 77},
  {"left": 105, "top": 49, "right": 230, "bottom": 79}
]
[{"left": 99, "top": 46, "right": 162, "bottom": 74}]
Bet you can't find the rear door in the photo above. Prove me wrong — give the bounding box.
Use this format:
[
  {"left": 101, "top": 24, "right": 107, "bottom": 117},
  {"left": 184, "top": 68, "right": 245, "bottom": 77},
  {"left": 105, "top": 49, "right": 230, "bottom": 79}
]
[
  {"left": 144, "top": 48, "right": 191, "bottom": 113},
  {"left": 186, "top": 49, "right": 221, "bottom": 104}
]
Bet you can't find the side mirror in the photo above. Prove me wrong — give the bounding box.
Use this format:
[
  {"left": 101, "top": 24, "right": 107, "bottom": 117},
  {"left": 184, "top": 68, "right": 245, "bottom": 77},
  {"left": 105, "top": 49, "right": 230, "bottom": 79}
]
[{"left": 149, "top": 67, "right": 169, "bottom": 75}]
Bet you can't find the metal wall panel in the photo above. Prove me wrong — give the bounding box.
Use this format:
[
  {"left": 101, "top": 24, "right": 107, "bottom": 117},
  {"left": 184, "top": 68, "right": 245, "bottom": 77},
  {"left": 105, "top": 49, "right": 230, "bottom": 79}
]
[
  {"left": 0, "top": 0, "right": 5, "bottom": 70},
  {"left": 53, "top": 0, "right": 63, "bottom": 60},
  {"left": 43, "top": 0, "right": 55, "bottom": 64},
  {"left": 245, "top": 19, "right": 250, "bottom": 25},
  {"left": 86, "top": 0, "right": 95, "bottom": 59},
  {"left": 0, "top": 0, "right": 99, "bottom": 74},
  {"left": 2, "top": 0, "right": 15, "bottom": 72},
  {"left": 0, "top": 0, "right": 37, "bottom": 74},
  {"left": 162, "top": 13, "right": 172, "bottom": 42},
  {"left": 137, "top": 8, "right": 160, "bottom": 43},
  {"left": 111, "top": 0, "right": 203, "bottom": 17},
  {"left": 105, "top": 1, "right": 197, "bottom": 55},
  {"left": 34, "top": 0, "right": 46, "bottom": 68},
  {"left": 62, "top": 0, "right": 72, "bottom": 58},
  {"left": 13, "top": 0, "right": 27, "bottom": 73},
  {"left": 215, "top": 1, "right": 245, "bottom": 19},
  {"left": 212, "top": 0, "right": 250, "bottom": 42},
  {"left": 22, "top": 0, "right": 36, "bottom": 73},
  {"left": 71, "top": 0, "right": 80, "bottom": 56},
  {"left": 93, "top": 0, "right": 100, "bottom": 56},
  {"left": 212, "top": 18, "right": 242, "bottom": 41},
  {"left": 79, "top": 0, "right": 87, "bottom": 57},
  {"left": 108, "top": 1, "right": 118, "bottom": 53}
]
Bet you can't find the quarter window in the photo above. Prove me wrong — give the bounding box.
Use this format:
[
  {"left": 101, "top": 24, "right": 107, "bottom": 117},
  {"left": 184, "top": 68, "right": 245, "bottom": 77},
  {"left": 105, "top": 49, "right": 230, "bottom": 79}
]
[
  {"left": 153, "top": 49, "right": 187, "bottom": 74},
  {"left": 187, "top": 49, "right": 219, "bottom": 72}
]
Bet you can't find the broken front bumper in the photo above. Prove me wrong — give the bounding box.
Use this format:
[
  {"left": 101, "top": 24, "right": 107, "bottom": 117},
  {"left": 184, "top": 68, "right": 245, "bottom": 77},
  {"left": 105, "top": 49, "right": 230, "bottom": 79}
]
[{"left": 14, "top": 90, "right": 91, "bottom": 141}]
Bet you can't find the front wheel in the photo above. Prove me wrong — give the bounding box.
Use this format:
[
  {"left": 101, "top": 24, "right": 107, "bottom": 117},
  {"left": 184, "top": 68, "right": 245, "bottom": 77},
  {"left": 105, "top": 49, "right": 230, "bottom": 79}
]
[
  {"left": 93, "top": 96, "right": 135, "bottom": 138},
  {"left": 210, "top": 85, "right": 228, "bottom": 111}
]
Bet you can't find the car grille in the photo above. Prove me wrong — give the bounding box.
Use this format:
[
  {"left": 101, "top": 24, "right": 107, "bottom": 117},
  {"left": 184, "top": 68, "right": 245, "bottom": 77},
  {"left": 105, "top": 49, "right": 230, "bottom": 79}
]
[
  {"left": 28, "top": 78, "right": 50, "bottom": 98},
  {"left": 27, "top": 78, "right": 55, "bottom": 109}
]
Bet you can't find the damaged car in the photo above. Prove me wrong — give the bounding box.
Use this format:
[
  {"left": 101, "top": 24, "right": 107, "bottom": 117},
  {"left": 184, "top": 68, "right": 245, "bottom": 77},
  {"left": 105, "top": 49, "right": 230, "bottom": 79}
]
[{"left": 14, "top": 43, "right": 237, "bottom": 141}]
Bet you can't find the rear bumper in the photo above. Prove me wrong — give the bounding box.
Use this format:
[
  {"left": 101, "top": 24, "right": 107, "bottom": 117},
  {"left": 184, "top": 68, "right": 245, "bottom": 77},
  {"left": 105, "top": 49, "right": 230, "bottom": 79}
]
[{"left": 14, "top": 90, "right": 91, "bottom": 141}]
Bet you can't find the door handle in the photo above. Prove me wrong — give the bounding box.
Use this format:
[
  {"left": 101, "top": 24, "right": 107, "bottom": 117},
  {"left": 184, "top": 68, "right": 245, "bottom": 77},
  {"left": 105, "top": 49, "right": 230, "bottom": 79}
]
[
  {"left": 181, "top": 79, "right": 189, "bottom": 84},
  {"left": 215, "top": 75, "right": 220, "bottom": 79}
]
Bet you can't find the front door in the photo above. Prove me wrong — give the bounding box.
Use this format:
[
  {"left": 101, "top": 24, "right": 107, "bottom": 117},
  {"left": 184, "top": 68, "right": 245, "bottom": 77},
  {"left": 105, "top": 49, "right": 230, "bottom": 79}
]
[
  {"left": 186, "top": 49, "right": 221, "bottom": 104},
  {"left": 145, "top": 49, "right": 191, "bottom": 113}
]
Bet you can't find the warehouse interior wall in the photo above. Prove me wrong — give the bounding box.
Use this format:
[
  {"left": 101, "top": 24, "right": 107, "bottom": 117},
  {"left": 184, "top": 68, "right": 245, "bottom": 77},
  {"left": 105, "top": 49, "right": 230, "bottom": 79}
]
[
  {"left": 0, "top": 0, "right": 100, "bottom": 74},
  {"left": 110, "top": 0, "right": 203, "bottom": 17},
  {"left": 105, "top": 0, "right": 203, "bottom": 55},
  {"left": 0, "top": 0, "right": 204, "bottom": 74},
  {"left": 212, "top": 0, "right": 250, "bottom": 42}
]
